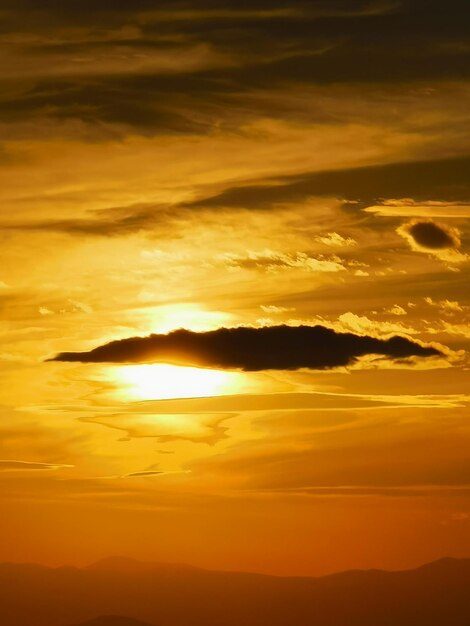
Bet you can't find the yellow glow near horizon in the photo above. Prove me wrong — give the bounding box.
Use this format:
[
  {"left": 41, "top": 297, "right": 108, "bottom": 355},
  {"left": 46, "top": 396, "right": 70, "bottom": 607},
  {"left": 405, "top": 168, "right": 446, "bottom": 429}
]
[{"left": 115, "top": 363, "right": 236, "bottom": 400}]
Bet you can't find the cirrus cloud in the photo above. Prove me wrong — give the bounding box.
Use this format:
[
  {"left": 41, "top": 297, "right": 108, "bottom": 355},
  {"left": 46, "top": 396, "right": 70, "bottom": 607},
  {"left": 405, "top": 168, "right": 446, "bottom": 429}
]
[{"left": 0, "top": 460, "right": 74, "bottom": 471}]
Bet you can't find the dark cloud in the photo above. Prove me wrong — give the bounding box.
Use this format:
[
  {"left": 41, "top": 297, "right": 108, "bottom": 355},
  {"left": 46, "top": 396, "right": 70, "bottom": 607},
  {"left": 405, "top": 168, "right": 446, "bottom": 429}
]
[
  {"left": 0, "top": 78, "right": 215, "bottom": 137},
  {"left": 187, "top": 155, "right": 470, "bottom": 210},
  {"left": 399, "top": 220, "right": 460, "bottom": 250},
  {"left": 396, "top": 219, "right": 465, "bottom": 260},
  {"left": 0, "top": 0, "right": 381, "bottom": 13},
  {"left": 1, "top": 204, "right": 176, "bottom": 237},
  {"left": 0, "top": 1, "right": 469, "bottom": 135},
  {"left": 5, "top": 156, "right": 469, "bottom": 238},
  {"left": 48, "top": 324, "right": 442, "bottom": 370}
]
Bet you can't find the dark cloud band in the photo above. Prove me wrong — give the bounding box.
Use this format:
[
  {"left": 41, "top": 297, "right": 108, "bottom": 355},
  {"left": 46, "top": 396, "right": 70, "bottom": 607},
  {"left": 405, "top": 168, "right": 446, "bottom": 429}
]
[
  {"left": 48, "top": 324, "right": 442, "bottom": 370},
  {"left": 5, "top": 156, "right": 469, "bottom": 238},
  {"left": 186, "top": 156, "right": 470, "bottom": 210},
  {"left": 1, "top": 1, "right": 469, "bottom": 138}
]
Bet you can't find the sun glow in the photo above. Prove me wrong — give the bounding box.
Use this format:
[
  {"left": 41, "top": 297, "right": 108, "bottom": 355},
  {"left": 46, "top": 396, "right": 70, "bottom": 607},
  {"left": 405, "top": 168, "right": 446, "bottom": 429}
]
[{"left": 114, "top": 363, "right": 236, "bottom": 400}]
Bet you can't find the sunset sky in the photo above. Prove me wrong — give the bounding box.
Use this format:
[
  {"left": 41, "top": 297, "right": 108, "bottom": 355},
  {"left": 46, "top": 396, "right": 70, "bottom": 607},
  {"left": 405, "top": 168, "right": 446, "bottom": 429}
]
[{"left": 0, "top": 0, "right": 469, "bottom": 576}]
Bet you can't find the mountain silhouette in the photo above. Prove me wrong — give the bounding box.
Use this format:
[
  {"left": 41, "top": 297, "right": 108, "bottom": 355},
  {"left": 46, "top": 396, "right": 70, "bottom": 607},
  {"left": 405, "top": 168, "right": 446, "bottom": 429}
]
[{"left": 0, "top": 557, "right": 469, "bottom": 626}]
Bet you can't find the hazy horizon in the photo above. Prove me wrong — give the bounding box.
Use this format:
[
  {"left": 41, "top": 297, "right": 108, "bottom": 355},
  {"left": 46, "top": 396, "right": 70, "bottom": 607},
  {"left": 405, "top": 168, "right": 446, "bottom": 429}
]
[
  {"left": 2, "top": 555, "right": 470, "bottom": 626},
  {"left": 4, "top": 553, "right": 470, "bottom": 577}
]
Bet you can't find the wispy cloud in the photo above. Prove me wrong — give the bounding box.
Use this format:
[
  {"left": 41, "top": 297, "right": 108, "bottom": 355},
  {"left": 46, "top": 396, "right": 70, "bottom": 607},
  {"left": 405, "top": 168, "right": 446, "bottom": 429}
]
[{"left": 0, "top": 460, "right": 74, "bottom": 471}]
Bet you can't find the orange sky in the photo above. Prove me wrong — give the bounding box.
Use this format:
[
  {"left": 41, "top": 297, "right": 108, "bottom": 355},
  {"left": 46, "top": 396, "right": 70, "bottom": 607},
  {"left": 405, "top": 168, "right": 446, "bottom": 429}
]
[{"left": 0, "top": 0, "right": 469, "bottom": 576}]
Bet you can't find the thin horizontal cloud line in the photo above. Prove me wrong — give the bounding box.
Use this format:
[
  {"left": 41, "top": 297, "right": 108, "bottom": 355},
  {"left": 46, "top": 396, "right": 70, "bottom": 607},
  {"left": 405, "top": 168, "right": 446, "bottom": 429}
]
[
  {"left": 262, "top": 485, "right": 470, "bottom": 497},
  {"left": 0, "top": 460, "right": 74, "bottom": 471}
]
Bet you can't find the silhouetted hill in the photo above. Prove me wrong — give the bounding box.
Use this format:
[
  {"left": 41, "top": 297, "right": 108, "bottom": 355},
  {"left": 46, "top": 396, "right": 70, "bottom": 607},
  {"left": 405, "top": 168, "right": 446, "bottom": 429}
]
[{"left": 0, "top": 557, "right": 469, "bottom": 626}]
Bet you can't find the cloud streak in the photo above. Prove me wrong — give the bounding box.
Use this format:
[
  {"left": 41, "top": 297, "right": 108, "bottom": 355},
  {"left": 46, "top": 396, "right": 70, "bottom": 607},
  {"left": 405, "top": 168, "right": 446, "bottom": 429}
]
[
  {"left": 186, "top": 156, "right": 470, "bottom": 211},
  {"left": 5, "top": 155, "right": 469, "bottom": 239},
  {"left": 0, "top": 460, "right": 73, "bottom": 471},
  {"left": 49, "top": 324, "right": 442, "bottom": 371}
]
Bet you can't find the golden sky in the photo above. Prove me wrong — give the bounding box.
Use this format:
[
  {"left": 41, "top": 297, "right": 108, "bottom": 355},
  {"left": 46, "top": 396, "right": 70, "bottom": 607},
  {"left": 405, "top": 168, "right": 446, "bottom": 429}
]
[{"left": 0, "top": 0, "right": 469, "bottom": 576}]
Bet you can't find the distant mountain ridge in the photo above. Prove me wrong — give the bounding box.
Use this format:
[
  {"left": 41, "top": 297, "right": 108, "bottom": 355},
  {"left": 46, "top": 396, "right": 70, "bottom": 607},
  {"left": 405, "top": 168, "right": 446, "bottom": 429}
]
[{"left": 0, "top": 557, "right": 469, "bottom": 626}]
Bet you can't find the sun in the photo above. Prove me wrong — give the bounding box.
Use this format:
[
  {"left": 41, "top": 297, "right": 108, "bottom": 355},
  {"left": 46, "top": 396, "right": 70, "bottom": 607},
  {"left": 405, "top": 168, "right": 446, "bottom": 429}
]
[{"left": 114, "top": 363, "right": 236, "bottom": 401}]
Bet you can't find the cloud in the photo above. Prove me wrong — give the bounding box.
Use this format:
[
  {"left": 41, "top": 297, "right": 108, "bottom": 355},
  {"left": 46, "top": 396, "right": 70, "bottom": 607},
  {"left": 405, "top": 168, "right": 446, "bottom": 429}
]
[
  {"left": 399, "top": 220, "right": 460, "bottom": 249},
  {"left": 0, "top": 1, "right": 469, "bottom": 141},
  {"left": 48, "top": 324, "right": 442, "bottom": 370},
  {"left": 80, "top": 411, "right": 235, "bottom": 445},
  {"left": 0, "top": 460, "right": 73, "bottom": 471},
  {"left": 123, "top": 470, "right": 163, "bottom": 478},
  {"left": 386, "top": 305, "right": 407, "bottom": 316},
  {"left": 218, "top": 250, "right": 346, "bottom": 273},
  {"left": 275, "top": 486, "right": 470, "bottom": 497},
  {"left": 363, "top": 200, "right": 470, "bottom": 218},
  {"left": 397, "top": 219, "right": 468, "bottom": 262},
  {"left": 189, "top": 405, "right": 470, "bottom": 493},
  {"left": 315, "top": 232, "right": 357, "bottom": 247},
  {"left": 3, "top": 155, "right": 470, "bottom": 239},
  {"left": 2, "top": 203, "right": 176, "bottom": 237},
  {"left": 424, "top": 297, "right": 464, "bottom": 313},
  {"left": 38, "top": 306, "right": 54, "bottom": 316},
  {"left": 260, "top": 305, "right": 295, "bottom": 314},
  {"left": 335, "top": 312, "right": 418, "bottom": 337},
  {"left": 186, "top": 155, "right": 470, "bottom": 211},
  {"left": 427, "top": 321, "right": 470, "bottom": 339}
]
